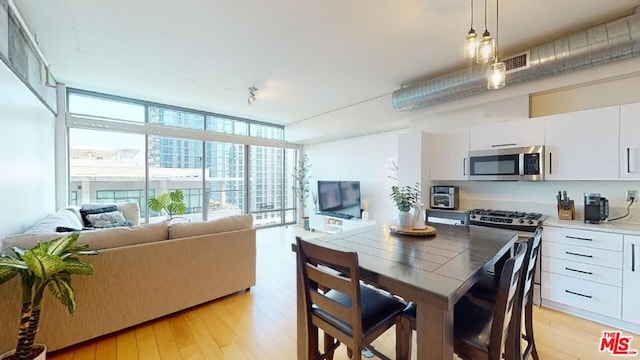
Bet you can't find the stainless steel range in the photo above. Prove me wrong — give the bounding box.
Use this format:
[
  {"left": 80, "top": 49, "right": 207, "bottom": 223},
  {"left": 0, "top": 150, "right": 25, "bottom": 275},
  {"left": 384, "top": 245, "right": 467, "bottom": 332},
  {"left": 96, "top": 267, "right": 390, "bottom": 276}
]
[
  {"left": 469, "top": 209, "right": 547, "bottom": 232},
  {"left": 468, "top": 208, "right": 547, "bottom": 305}
]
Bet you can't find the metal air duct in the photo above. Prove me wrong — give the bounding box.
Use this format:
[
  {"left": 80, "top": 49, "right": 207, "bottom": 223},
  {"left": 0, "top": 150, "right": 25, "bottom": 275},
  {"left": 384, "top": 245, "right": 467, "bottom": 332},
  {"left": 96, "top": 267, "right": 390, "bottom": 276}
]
[{"left": 392, "top": 8, "right": 640, "bottom": 112}]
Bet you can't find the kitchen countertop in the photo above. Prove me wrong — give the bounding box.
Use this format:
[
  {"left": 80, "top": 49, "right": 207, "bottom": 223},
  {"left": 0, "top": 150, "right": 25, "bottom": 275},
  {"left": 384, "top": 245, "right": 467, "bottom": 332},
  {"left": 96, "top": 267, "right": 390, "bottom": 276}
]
[{"left": 544, "top": 216, "right": 640, "bottom": 236}]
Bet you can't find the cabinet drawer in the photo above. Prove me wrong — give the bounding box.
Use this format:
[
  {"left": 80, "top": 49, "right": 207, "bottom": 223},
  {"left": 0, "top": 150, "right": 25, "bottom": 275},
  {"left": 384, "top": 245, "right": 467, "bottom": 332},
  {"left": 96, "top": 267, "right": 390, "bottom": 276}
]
[
  {"left": 542, "top": 226, "right": 622, "bottom": 251},
  {"left": 542, "top": 242, "right": 623, "bottom": 269},
  {"left": 542, "top": 272, "right": 622, "bottom": 319},
  {"left": 544, "top": 226, "right": 623, "bottom": 252},
  {"left": 541, "top": 256, "right": 622, "bottom": 286}
]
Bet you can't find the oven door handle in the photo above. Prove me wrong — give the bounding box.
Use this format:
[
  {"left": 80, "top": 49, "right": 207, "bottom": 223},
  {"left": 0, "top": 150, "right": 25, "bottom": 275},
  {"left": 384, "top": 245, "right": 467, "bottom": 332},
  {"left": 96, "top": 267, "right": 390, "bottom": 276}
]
[{"left": 519, "top": 153, "right": 525, "bottom": 176}]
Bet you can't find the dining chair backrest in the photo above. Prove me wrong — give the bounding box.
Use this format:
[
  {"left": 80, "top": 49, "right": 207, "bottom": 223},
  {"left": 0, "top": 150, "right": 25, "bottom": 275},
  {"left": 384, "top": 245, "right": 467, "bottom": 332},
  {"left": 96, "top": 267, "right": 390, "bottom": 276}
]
[
  {"left": 296, "top": 237, "right": 364, "bottom": 347},
  {"left": 490, "top": 241, "right": 527, "bottom": 360},
  {"left": 521, "top": 227, "right": 543, "bottom": 307}
]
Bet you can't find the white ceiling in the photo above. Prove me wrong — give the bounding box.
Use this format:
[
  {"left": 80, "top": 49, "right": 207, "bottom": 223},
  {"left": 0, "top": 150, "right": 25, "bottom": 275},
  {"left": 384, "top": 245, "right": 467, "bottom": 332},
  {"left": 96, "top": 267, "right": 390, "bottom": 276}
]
[{"left": 13, "top": 0, "right": 640, "bottom": 126}]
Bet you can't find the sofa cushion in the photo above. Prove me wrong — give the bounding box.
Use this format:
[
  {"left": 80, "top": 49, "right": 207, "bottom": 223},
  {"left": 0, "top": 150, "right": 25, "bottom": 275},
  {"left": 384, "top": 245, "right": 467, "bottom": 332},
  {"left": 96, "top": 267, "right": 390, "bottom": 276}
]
[
  {"left": 85, "top": 210, "right": 129, "bottom": 228},
  {"left": 25, "top": 208, "right": 85, "bottom": 234},
  {"left": 1, "top": 233, "right": 62, "bottom": 255},
  {"left": 80, "top": 203, "right": 141, "bottom": 226},
  {"left": 168, "top": 215, "right": 254, "bottom": 239},
  {"left": 80, "top": 205, "right": 119, "bottom": 227},
  {"left": 78, "top": 221, "right": 168, "bottom": 250}
]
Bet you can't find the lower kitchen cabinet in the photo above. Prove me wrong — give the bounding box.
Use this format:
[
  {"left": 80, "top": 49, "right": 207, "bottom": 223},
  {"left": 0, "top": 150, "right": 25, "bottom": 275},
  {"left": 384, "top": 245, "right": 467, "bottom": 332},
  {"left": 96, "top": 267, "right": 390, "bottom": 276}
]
[
  {"left": 541, "top": 226, "right": 624, "bottom": 319},
  {"left": 623, "top": 235, "right": 640, "bottom": 325}
]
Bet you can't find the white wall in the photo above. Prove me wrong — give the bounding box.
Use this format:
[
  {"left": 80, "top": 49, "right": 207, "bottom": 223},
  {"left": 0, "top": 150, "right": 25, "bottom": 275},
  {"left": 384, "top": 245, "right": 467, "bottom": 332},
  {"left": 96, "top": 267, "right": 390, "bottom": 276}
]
[
  {"left": 304, "top": 130, "right": 403, "bottom": 223},
  {"left": 0, "top": 61, "right": 56, "bottom": 238}
]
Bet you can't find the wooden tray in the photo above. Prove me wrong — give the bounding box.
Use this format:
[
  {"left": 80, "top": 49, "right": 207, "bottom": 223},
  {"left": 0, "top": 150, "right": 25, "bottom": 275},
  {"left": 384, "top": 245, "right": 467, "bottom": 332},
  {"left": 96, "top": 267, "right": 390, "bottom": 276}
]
[{"left": 390, "top": 225, "right": 436, "bottom": 236}]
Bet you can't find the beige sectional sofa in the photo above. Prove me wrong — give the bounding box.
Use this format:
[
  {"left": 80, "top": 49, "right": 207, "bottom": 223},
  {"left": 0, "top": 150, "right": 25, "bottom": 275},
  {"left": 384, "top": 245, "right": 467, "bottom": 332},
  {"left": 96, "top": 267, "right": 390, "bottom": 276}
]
[{"left": 0, "top": 212, "right": 256, "bottom": 352}]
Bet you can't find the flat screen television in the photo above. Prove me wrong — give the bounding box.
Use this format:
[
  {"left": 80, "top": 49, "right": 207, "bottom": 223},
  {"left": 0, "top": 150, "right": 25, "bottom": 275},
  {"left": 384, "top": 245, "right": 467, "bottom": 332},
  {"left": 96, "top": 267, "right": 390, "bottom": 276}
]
[{"left": 317, "top": 181, "right": 361, "bottom": 219}]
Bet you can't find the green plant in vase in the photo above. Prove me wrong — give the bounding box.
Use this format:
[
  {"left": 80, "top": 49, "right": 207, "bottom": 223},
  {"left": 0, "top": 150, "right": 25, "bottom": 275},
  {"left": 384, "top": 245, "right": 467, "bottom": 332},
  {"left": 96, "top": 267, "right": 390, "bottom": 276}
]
[
  {"left": 0, "top": 233, "right": 98, "bottom": 360},
  {"left": 292, "top": 154, "right": 312, "bottom": 230},
  {"left": 389, "top": 183, "right": 421, "bottom": 228}
]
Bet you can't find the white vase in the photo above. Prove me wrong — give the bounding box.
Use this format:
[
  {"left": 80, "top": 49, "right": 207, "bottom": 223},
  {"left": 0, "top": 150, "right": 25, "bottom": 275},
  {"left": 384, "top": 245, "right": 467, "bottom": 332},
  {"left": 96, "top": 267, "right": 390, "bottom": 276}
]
[
  {"left": 397, "top": 210, "right": 413, "bottom": 229},
  {"left": 412, "top": 203, "right": 426, "bottom": 230},
  {"left": 1, "top": 344, "right": 47, "bottom": 360},
  {"left": 361, "top": 211, "right": 369, "bottom": 222}
]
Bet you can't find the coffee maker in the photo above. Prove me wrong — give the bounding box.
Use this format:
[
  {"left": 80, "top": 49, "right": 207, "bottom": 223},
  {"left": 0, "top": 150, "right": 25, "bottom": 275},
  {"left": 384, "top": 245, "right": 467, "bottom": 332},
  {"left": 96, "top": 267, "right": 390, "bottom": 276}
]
[{"left": 584, "top": 193, "right": 609, "bottom": 224}]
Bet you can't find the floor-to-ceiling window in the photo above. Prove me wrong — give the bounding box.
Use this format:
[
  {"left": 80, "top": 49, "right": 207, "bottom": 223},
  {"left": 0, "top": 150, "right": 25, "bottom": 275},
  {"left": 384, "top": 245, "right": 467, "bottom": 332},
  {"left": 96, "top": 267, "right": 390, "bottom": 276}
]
[{"left": 66, "top": 89, "right": 296, "bottom": 226}]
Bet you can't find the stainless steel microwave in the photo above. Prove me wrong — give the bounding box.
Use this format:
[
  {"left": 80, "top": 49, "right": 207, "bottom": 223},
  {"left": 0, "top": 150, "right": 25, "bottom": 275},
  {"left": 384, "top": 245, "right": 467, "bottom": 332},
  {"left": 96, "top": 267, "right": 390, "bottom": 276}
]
[{"left": 468, "top": 145, "right": 544, "bottom": 181}]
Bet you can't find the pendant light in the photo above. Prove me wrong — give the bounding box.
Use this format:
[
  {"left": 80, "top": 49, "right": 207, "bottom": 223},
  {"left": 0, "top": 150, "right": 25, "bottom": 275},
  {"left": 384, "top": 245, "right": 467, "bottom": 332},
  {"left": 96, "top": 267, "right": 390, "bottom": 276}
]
[
  {"left": 488, "top": 0, "right": 505, "bottom": 89},
  {"left": 476, "top": 0, "right": 495, "bottom": 64},
  {"left": 464, "top": 0, "right": 478, "bottom": 59}
]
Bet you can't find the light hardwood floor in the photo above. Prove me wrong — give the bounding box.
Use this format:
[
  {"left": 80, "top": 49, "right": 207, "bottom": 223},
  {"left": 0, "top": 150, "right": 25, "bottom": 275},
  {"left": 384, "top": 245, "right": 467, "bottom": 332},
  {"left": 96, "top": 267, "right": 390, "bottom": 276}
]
[{"left": 48, "top": 225, "right": 637, "bottom": 360}]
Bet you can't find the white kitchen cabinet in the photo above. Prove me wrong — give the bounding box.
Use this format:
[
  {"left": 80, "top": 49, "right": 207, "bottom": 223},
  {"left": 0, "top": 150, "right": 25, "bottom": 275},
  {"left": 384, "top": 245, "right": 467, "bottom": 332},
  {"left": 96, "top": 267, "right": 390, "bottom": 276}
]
[
  {"left": 622, "top": 235, "right": 640, "bottom": 325},
  {"left": 430, "top": 129, "right": 469, "bottom": 181},
  {"left": 544, "top": 106, "right": 619, "bottom": 180},
  {"left": 469, "top": 118, "right": 544, "bottom": 151},
  {"left": 620, "top": 103, "right": 640, "bottom": 179},
  {"left": 541, "top": 226, "right": 623, "bottom": 319}
]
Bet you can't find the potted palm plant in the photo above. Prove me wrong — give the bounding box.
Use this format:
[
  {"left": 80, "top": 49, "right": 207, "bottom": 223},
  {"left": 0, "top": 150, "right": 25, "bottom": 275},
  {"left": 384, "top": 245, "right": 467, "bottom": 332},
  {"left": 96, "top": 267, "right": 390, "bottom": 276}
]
[
  {"left": 292, "top": 154, "right": 312, "bottom": 230},
  {"left": 0, "top": 233, "right": 98, "bottom": 360},
  {"left": 147, "top": 189, "right": 187, "bottom": 221}
]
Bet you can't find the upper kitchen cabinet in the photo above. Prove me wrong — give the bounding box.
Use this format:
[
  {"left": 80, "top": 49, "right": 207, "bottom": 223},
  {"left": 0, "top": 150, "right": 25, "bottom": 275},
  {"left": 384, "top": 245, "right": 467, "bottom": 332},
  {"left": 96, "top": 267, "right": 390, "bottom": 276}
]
[
  {"left": 544, "top": 106, "right": 619, "bottom": 180},
  {"left": 430, "top": 129, "right": 469, "bottom": 181},
  {"left": 469, "top": 118, "right": 544, "bottom": 151},
  {"left": 620, "top": 103, "right": 640, "bottom": 180}
]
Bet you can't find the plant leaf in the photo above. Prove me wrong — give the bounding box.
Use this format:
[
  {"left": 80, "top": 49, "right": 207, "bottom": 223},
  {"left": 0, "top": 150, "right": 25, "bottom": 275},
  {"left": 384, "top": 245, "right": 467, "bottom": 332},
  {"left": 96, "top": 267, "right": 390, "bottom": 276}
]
[
  {"left": 63, "top": 258, "right": 94, "bottom": 275},
  {"left": 47, "top": 274, "right": 76, "bottom": 314},
  {"left": 169, "top": 189, "right": 184, "bottom": 204},
  {"left": 0, "top": 266, "right": 19, "bottom": 284},
  {"left": 23, "top": 251, "right": 67, "bottom": 279},
  {"left": 46, "top": 233, "right": 79, "bottom": 256}
]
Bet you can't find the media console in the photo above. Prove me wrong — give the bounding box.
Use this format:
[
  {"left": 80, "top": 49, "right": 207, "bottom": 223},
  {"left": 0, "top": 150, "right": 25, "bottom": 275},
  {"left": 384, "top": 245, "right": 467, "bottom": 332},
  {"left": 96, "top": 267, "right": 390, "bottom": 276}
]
[{"left": 309, "top": 213, "right": 376, "bottom": 234}]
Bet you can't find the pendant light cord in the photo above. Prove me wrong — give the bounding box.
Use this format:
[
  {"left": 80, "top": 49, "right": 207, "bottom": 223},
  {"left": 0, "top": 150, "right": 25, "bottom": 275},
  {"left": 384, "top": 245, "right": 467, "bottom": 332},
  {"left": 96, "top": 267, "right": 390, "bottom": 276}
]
[
  {"left": 484, "top": 0, "right": 488, "bottom": 31},
  {"left": 495, "top": 0, "right": 499, "bottom": 58},
  {"left": 470, "top": 0, "right": 474, "bottom": 30}
]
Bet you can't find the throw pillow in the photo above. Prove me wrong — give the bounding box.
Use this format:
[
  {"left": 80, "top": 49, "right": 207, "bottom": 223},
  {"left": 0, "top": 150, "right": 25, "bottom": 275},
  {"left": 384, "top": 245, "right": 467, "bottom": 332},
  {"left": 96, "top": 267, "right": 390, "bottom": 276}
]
[
  {"left": 80, "top": 205, "right": 119, "bottom": 227},
  {"left": 85, "top": 210, "right": 128, "bottom": 228}
]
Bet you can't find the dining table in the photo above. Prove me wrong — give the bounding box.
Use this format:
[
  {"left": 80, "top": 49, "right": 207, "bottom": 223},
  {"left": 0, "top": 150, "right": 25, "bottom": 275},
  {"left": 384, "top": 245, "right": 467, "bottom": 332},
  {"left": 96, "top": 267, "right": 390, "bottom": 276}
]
[{"left": 293, "top": 222, "right": 519, "bottom": 360}]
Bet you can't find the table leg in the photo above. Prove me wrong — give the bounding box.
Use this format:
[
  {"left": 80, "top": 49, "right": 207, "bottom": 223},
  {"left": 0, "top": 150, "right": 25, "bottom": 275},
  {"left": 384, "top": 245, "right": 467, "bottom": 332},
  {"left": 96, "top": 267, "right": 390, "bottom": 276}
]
[{"left": 416, "top": 300, "right": 454, "bottom": 360}]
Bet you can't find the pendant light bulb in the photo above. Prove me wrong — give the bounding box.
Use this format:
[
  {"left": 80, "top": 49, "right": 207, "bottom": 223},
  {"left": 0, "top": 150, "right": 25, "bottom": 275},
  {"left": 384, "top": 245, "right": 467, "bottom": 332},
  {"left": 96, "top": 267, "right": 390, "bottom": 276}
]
[
  {"left": 464, "top": 0, "right": 478, "bottom": 59},
  {"left": 465, "top": 29, "right": 478, "bottom": 59},
  {"left": 488, "top": 61, "right": 506, "bottom": 89},
  {"left": 476, "top": 30, "right": 495, "bottom": 64}
]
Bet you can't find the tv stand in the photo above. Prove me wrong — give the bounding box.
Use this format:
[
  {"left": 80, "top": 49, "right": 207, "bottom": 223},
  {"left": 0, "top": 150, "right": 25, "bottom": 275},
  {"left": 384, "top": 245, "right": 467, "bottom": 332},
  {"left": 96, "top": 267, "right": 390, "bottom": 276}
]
[{"left": 309, "top": 213, "right": 376, "bottom": 234}]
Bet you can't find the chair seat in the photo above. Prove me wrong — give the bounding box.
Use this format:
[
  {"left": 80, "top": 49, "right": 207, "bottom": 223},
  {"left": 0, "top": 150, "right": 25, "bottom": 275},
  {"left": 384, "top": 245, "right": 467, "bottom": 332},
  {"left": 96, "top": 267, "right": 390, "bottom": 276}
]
[
  {"left": 404, "top": 297, "right": 493, "bottom": 354},
  {"left": 313, "top": 285, "right": 406, "bottom": 338}
]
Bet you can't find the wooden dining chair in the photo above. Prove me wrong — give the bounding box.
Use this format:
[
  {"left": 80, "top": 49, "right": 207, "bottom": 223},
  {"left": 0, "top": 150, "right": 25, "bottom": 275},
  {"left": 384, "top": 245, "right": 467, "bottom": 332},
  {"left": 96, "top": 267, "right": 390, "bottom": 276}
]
[
  {"left": 466, "top": 227, "right": 542, "bottom": 360},
  {"left": 400, "top": 242, "right": 528, "bottom": 360},
  {"left": 295, "top": 236, "right": 407, "bottom": 360}
]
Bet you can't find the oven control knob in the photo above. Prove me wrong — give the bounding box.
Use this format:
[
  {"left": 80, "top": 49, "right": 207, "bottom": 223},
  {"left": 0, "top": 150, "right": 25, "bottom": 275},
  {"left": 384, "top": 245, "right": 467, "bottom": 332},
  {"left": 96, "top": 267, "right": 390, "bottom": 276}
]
[
  {"left": 527, "top": 220, "right": 534, "bottom": 224},
  {"left": 471, "top": 215, "right": 476, "bottom": 219},
  {"left": 519, "top": 219, "right": 524, "bottom": 224}
]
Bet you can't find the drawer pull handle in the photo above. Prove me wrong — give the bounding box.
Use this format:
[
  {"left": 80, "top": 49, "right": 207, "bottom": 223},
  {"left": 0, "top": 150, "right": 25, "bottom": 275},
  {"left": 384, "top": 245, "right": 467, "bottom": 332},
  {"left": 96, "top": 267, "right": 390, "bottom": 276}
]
[
  {"left": 491, "top": 143, "right": 516, "bottom": 148},
  {"left": 565, "top": 251, "right": 593, "bottom": 258},
  {"left": 565, "top": 290, "right": 592, "bottom": 299},
  {"left": 633, "top": 243, "right": 636, "bottom": 272},
  {"left": 565, "top": 235, "right": 592, "bottom": 241},
  {"left": 565, "top": 267, "right": 593, "bottom": 275}
]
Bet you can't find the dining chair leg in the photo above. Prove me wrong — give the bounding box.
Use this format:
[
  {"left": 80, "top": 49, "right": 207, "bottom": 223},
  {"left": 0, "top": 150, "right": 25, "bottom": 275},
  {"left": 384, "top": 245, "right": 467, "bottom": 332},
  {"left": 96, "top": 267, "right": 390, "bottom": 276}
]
[
  {"left": 525, "top": 302, "right": 539, "bottom": 360},
  {"left": 324, "top": 333, "right": 336, "bottom": 360},
  {"left": 399, "top": 317, "right": 412, "bottom": 360},
  {"left": 347, "top": 347, "right": 353, "bottom": 358},
  {"left": 308, "top": 325, "right": 319, "bottom": 359}
]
